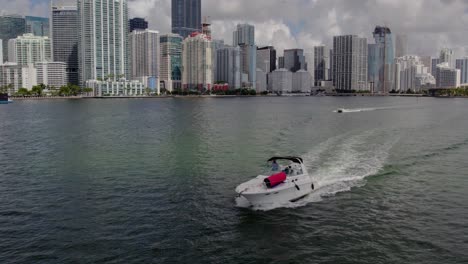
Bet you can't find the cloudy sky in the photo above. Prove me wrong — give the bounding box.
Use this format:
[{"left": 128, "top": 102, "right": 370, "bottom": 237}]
[{"left": 3, "top": 0, "right": 468, "bottom": 56}]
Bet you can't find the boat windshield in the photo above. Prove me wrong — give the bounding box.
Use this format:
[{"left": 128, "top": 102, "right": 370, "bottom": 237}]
[{"left": 265, "top": 161, "right": 303, "bottom": 176}]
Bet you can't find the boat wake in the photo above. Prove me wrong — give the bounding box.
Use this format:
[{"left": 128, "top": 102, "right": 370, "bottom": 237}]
[
  {"left": 236, "top": 130, "right": 399, "bottom": 211},
  {"left": 333, "top": 106, "right": 399, "bottom": 113}
]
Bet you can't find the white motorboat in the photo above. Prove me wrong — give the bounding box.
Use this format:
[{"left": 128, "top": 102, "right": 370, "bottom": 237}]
[{"left": 235, "top": 157, "right": 315, "bottom": 207}]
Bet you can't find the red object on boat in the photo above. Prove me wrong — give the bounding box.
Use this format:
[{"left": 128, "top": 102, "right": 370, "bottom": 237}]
[{"left": 264, "top": 172, "right": 287, "bottom": 188}]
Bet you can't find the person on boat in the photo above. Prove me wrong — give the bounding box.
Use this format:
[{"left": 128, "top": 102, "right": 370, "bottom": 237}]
[
  {"left": 271, "top": 160, "right": 279, "bottom": 171},
  {"left": 283, "top": 166, "right": 291, "bottom": 175}
]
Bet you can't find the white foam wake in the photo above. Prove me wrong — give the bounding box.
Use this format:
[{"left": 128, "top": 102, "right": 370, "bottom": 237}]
[
  {"left": 333, "top": 106, "right": 402, "bottom": 113},
  {"left": 236, "top": 130, "right": 398, "bottom": 211}
]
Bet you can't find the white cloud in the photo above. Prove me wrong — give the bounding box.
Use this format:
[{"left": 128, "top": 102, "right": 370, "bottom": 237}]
[{"left": 2, "top": 0, "right": 468, "bottom": 57}]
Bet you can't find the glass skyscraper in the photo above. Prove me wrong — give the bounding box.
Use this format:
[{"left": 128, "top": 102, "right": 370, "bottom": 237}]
[
  {"left": 129, "top": 17, "right": 148, "bottom": 32},
  {"left": 0, "top": 15, "right": 26, "bottom": 63},
  {"left": 368, "top": 26, "right": 394, "bottom": 93},
  {"left": 171, "top": 0, "right": 201, "bottom": 39},
  {"left": 78, "top": 0, "right": 129, "bottom": 85},
  {"left": 160, "top": 34, "right": 182, "bottom": 91},
  {"left": 51, "top": 4, "right": 79, "bottom": 85}
]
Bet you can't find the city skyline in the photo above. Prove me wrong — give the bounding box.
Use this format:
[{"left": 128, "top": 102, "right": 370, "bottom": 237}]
[{"left": 3, "top": 0, "right": 468, "bottom": 57}]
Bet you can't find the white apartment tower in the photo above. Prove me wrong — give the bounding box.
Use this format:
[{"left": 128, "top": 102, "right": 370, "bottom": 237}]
[
  {"left": 182, "top": 32, "right": 213, "bottom": 91},
  {"left": 78, "top": 0, "right": 128, "bottom": 86},
  {"left": 129, "top": 29, "right": 159, "bottom": 93},
  {"left": 8, "top": 33, "right": 51, "bottom": 65}
]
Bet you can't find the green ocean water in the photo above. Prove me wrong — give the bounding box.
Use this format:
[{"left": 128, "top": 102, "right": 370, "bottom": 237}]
[{"left": 0, "top": 97, "right": 467, "bottom": 263}]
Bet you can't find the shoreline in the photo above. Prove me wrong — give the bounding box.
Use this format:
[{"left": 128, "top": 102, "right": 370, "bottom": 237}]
[{"left": 8, "top": 94, "right": 468, "bottom": 100}]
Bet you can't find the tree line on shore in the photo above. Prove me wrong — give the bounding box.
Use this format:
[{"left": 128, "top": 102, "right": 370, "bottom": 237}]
[{"left": 0, "top": 84, "right": 93, "bottom": 97}]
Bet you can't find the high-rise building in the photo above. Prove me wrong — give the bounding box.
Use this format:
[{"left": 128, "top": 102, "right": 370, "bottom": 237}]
[
  {"left": 129, "top": 17, "right": 148, "bottom": 32},
  {"left": 256, "top": 46, "right": 276, "bottom": 73},
  {"left": 0, "top": 15, "right": 26, "bottom": 63},
  {"left": 233, "top": 24, "right": 255, "bottom": 46},
  {"left": 304, "top": 50, "right": 314, "bottom": 84},
  {"left": 216, "top": 45, "right": 241, "bottom": 89},
  {"left": 8, "top": 33, "right": 51, "bottom": 65},
  {"left": 211, "top": 39, "right": 224, "bottom": 84},
  {"left": 268, "top": 68, "right": 292, "bottom": 92},
  {"left": 160, "top": 33, "right": 182, "bottom": 92},
  {"left": 431, "top": 58, "right": 441, "bottom": 78},
  {"left": 436, "top": 62, "right": 460, "bottom": 88},
  {"left": 0, "top": 41, "right": 3, "bottom": 64},
  {"left": 35, "top": 61, "right": 67, "bottom": 88},
  {"left": 395, "top": 34, "right": 407, "bottom": 58},
  {"left": 129, "top": 29, "right": 160, "bottom": 93},
  {"left": 283, "top": 49, "right": 307, "bottom": 73},
  {"left": 171, "top": 0, "right": 201, "bottom": 39},
  {"left": 78, "top": 0, "right": 129, "bottom": 86},
  {"left": 233, "top": 23, "right": 256, "bottom": 88},
  {"left": 368, "top": 26, "right": 394, "bottom": 93},
  {"left": 239, "top": 44, "right": 257, "bottom": 88},
  {"left": 394, "top": 55, "right": 431, "bottom": 92},
  {"left": 439, "top": 48, "right": 454, "bottom": 68},
  {"left": 314, "top": 46, "right": 330, "bottom": 85},
  {"left": 333, "top": 35, "right": 368, "bottom": 91},
  {"left": 51, "top": 4, "right": 79, "bottom": 85},
  {"left": 292, "top": 70, "right": 312, "bottom": 92},
  {"left": 181, "top": 32, "right": 213, "bottom": 90},
  {"left": 0, "top": 63, "right": 23, "bottom": 93},
  {"left": 455, "top": 57, "right": 468, "bottom": 84},
  {"left": 25, "top": 16, "right": 49, "bottom": 37}
]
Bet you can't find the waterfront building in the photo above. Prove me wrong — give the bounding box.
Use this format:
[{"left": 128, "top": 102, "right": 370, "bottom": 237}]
[
  {"left": 78, "top": 0, "right": 128, "bottom": 86},
  {"left": 256, "top": 69, "right": 267, "bottom": 92},
  {"left": 160, "top": 33, "right": 182, "bottom": 92},
  {"left": 129, "top": 29, "right": 159, "bottom": 93},
  {"left": 283, "top": 49, "right": 307, "bottom": 72},
  {"left": 0, "top": 15, "right": 26, "bottom": 62},
  {"left": 129, "top": 17, "right": 148, "bottom": 32},
  {"left": 21, "top": 63, "right": 37, "bottom": 90},
  {"left": 233, "top": 24, "right": 255, "bottom": 46},
  {"left": 25, "top": 16, "right": 49, "bottom": 37},
  {"left": 51, "top": 4, "right": 79, "bottom": 85},
  {"left": 395, "top": 34, "right": 407, "bottom": 58},
  {"left": 8, "top": 34, "right": 51, "bottom": 65},
  {"left": 439, "top": 48, "right": 454, "bottom": 68},
  {"left": 415, "top": 73, "right": 436, "bottom": 90},
  {"left": 455, "top": 57, "right": 468, "bottom": 84},
  {"left": 86, "top": 79, "right": 145, "bottom": 96},
  {"left": 292, "top": 69, "right": 312, "bottom": 92},
  {"left": 394, "top": 55, "right": 431, "bottom": 92},
  {"left": 333, "top": 35, "right": 368, "bottom": 91},
  {"left": 256, "top": 46, "right": 276, "bottom": 73},
  {"left": 0, "top": 63, "right": 23, "bottom": 93},
  {"left": 181, "top": 32, "right": 213, "bottom": 91},
  {"left": 314, "top": 46, "right": 330, "bottom": 86},
  {"left": 268, "top": 68, "right": 292, "bottom": 92},
  {"left": 368, "top": 26, "right": 394, "bottom": 93},
  {"left": 436, "top": 62, "right": 460, "bottom": 88},
  {"left": 171, "top": 0, "right": 201, "bottom": 39},
  {"left": 35, "top": 61, "right": 67, "bottom": 88},
  {"left": 216, "top": 45, "right": 241, "bottom": 89}
]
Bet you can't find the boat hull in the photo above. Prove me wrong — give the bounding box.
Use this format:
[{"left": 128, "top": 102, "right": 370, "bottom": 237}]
[{"left": 241, "top": 181, "right": 314, "bottom": 207}]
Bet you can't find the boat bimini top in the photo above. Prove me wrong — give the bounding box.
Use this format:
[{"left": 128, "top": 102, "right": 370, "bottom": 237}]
[{"left": 267, "top": 156, "right": 304, "bottom": 164}]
